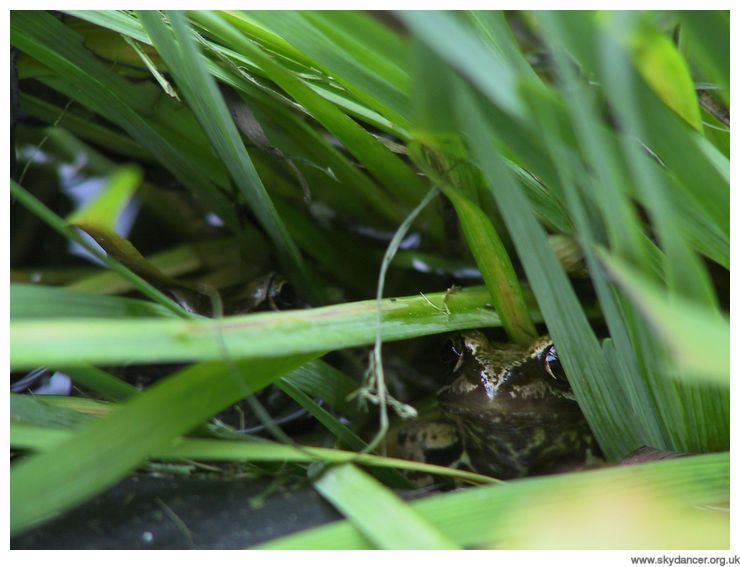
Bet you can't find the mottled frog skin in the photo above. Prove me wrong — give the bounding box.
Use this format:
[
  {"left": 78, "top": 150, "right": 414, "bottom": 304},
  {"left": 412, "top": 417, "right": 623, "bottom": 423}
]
[{"left": 398, "top": 331, "right": 599, "bottom": 480}]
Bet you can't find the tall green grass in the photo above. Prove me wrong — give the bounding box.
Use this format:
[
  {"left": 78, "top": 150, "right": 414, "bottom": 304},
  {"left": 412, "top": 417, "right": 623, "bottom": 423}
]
[{"left": 10, "top": 10, "right": 728, "bottom": 548}]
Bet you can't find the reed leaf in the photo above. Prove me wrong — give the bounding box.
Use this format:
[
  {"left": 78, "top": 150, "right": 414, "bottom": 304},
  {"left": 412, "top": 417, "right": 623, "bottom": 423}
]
[{"left": 10, "top": 286, "right": 504, "bottom": 369}]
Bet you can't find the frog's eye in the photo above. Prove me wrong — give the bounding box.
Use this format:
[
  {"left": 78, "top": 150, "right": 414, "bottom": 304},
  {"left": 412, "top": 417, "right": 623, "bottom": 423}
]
[
  {"left": 542, "top": 344, "right": 569, "bottom": 386},
  {"left": 441, "top": 336, "right": 465, "bottom": 373}
]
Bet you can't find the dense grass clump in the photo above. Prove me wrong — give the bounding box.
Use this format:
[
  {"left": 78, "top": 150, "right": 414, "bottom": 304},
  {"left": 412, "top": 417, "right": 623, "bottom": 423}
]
[{"left": 10, "top": 11, "right": 729, "bottom": 548}]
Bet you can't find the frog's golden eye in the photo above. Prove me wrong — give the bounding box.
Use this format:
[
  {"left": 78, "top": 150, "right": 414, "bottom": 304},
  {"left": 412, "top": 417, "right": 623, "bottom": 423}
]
[{"left": 542, "top": 344, "right": 569, "bottom": 387}]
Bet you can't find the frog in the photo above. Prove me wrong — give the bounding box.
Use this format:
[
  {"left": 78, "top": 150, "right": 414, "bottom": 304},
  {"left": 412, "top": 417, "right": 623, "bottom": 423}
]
[{"left": 397, "top": 331, "right": 600, "bottom": 480}]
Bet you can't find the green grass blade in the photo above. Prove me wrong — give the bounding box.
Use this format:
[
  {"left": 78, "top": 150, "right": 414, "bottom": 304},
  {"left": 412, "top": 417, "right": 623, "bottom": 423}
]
[
  {"left": 275, "top": 380, "right": 413, "bottom": 489},
  {"left": 277, "top": 379, "right": 363, "bottom": 450},
  {"left": 10, "top": 286, "right": 503, "bottom": 369},
  {"left": 19, "top": 92, "right": 152, "bottom": 162},
  {"left": 444, "top": 188, "right": 535, "bottom": 343},
  {"left": 10, "top": 353, "right": 316, "bottom": 536},
  {"left": 406, "top": 50, "right": 535, "bottom": 343},
  {"left": 398, "top": 11, "right": 524, "bottom": 119},
  {"left": 243, "top": 11, "right": 411, "bottom": 126},
  {"left": 59, "top": 365, "right": 139, "bottom": 402},
  {"left": 11, "top": 284, "right": 178, "bottom": 320},
  {"left": 66, "top": 166, "right": 142, "bottom": 233},
  {"left": 599, "top": 252, "right": 729, "bottom": 386},
  {"left": 534, "top": 12, "right": 728, "bottom": 453},
  {"left": 312, "top": 464, "right": 459, "bottom": 549},
  {"left": 245, "top": 95, "right": 405, "bottom": 227},
  {"left": 678, "top": 11, "right": 729, "bottom": 105},
  {"left": 513, "top": 28, "right": 671, "bottom": 449},
  {"left": 594, "top": 13, "right": 720, "bottom": 308},
  {"left": 67, "top": 238, "right": 237, "bottom": 295},
  {"left": 280, "top": 360, "right": 360, "bottom": 417},
  {"left": 11, "top": 425, "right": 496, "bottom": 488},
  {"left": 627, "top": 15, "right": 703, "bottom": 132},
  {"left": 10, "top": 179, "right": 193, "bottom": 319},
  {"left": 262, "top": 452, "right": 728, "bottom": 549},
  {"left": 11, "top": 394, "right": 96, "bottom": 430}
]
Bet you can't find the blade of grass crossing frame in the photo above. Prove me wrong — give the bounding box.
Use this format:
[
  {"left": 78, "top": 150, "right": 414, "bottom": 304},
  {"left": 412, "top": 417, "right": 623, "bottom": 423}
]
[
  {"left": 280, "top": 360, "right": 360, "bottom": 417},
  {"left": 304, "top": 11, "right": 410, "bottom": 87},
  {"left": 277, "top": 379, "right": 366, "bottom": 451},
  {"left": 530, "top": 12, "right": 728, "bottom": 452},
  {"left": 678, "top": 11, "right": 729, "bottom": 105},
  {"left": 11, "top": 425, "right": 496, "bottom": 488},
  {"left": 397, "top": 11, "right": 525, "bottom": 120},
  {"left": 406, "top": 45, "right": 535, "bottom": 344},
  {"left": 517, "top": 95, "right": 669, "bottom": 449},
  {"left": 599, "top": 251, "right": 729, "bottom": 450},
  {"left": 313, "top": 464, "right": 459, "bottom": 549},
  {"left": 595, "top": 13, "right": 719, "bottom": 309},
  {"left": 59, "top": 364, "right": 139, "bottom": 402},
  {"left": 20, "top": 93, "right": 152, "bottom": 162},
  {"left": 245, "top": 94, "right": 406, "bottom": 227},
  {"left": 307, "top": 11, "right": 408, "bottom": 67},
  {"left": 595, "top": 15, "right": 727, "bottom": 451},
  {"left": 446, "top": 191, "right": 536, "bottom": 343},
  {"left": 541, "top": 12, "right": 729, "bottom": 243},
  {"left": 466, "top": 11, "right": 542, "bottom": 82},
  {"left": 10, "top": 286, "right": 503, "bottom": 369},
  {"left": 407, "top": 143, "right": 536, "bottom": 344}
]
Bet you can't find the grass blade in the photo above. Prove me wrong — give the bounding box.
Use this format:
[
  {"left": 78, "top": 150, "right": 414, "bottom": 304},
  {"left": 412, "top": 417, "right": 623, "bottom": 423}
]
[
  {"left": 262, "top": 452, "right": 728, "bottom": 549},
  {"left": 243, "top": 11, "right": 411, "bottom": 126},
  {"left": 11, "top": 284, "right": 177, "bottom": 320},
  {"left": 11, "top": 286, "right": 503, "bottom": 369},
  {"left": 10, "top": 353, "right": 316, "bottom": 535},
  {"left": 11, "top": 425, "right": 497, "bottom": 488},
  {"left": 313, "top": 464, "right": 459, "bottom": 549},
  {"left": 66, "top": 166, "right": 142, "bottom": 232},
  {"left": 10, "top": 179, "right": 193, "bottom": 319},
  {"left": 599, "top": 252, "right": 729, "bottom": 386},
  {"left": 398, "top": 11, "right": 524, "bottom": 119}
]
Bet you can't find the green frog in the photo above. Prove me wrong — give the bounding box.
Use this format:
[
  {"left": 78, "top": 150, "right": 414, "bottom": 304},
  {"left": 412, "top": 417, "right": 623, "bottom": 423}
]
[{"left": 397, "top": 331, "right": 600, "bottom": 480}]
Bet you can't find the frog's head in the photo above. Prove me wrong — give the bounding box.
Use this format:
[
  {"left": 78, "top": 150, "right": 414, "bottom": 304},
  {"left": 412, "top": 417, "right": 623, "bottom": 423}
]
[
  {"left": 437, "top": 330, "right": 580, "bottom": 416},
  {"left": 432, "top": 331, "right": 597, "bottom": 478}
]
